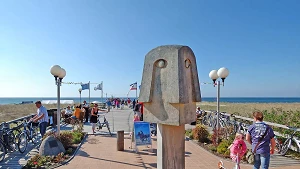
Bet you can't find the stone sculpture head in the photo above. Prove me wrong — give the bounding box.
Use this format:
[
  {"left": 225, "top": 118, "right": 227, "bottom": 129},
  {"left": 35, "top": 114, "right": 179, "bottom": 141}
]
[{"left": 139, "top": 45, "right": 201, "bottom": 126}]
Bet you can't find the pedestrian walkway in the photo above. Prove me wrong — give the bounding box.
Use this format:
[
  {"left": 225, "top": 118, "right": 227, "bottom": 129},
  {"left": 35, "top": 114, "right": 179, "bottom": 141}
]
[{"left": 58, "top": 134, "right": 300, "bottom": 169}]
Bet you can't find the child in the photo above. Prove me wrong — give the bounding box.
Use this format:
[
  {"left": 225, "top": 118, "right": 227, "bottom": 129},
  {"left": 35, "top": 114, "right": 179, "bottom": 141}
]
[{"left": 229, "top": 133, "right": 247, "bottom": 163}]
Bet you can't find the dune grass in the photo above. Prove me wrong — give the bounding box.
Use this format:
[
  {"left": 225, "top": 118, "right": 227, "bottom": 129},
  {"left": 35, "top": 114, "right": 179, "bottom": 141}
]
[
  {"left": 1, "top": 102, "right": 300, "bottom": 123},
  {"left": 0, "top": 104, "right": 70, "bottom": 123},
  {"left": 198, "top": 102, "right": 300, "bottom": 117}
]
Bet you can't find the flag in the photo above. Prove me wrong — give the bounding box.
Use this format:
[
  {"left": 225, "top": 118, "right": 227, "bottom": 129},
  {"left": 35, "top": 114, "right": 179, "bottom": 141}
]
[
  {"left": 130, "top": 82, "right": 137, "bottom": 90},
  {"left": 94, "top": 83, "right": 103, "bottom": 91},
  {"left": 81, "top": 83, "right": 89, "bottom": 90}
]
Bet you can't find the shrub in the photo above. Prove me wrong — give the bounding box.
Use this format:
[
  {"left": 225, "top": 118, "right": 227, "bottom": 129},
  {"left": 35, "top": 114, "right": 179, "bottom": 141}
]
[
  {"left": 185, "top": 129, "right": 193, "bottom": 139},
  {"left": 217, "top": 139, "right": 231, "bottom": 156},
  {"left": 192, "top": 124, "right": 209, "bottom": 143},
  {"left": 42, "top": 131, "right": 73, "bottom": 149},
  {"left": 57, "top": 131, "right": 73, "bottom": 149},
  {"left": 72, "top": 131, "right": 83, "bottom": 144},
  {"left": 210, "top": 128, "right": 227, "bottom": 146}
]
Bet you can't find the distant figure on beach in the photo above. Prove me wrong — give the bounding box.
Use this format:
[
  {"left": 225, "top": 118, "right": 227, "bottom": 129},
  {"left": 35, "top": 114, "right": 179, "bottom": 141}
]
[
  {"left": 127, "top": 98, "right": 131, "bottom": 107},
  {"left": 106, "top": 99, "right": 112, "bottom": 112},
  {"left": 30, "top": 101, "right": 49, "bottom": 137},
  {"left": 139, "top": 102, "right": 144, "bottom": 121},
  {"left": 83, "top": 100, "right": 90, "bottom": 123},
  {"left": 134, "top": 100, "right": 141, "bottom": 119},
  {"left": 132, "top": 99, "right": 136, "bottom": 109}
]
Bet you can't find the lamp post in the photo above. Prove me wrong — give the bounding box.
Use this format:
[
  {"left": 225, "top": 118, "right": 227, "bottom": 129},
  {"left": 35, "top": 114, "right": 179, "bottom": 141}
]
[
  {"left": 78, "top": 88, "right": 82, "bottom": 108},
  {"left": 50, "top": 65, "right": 66, "bottom": 135},
  {"left": 209, "top": 67, "right": 229, "bottom": 141}
]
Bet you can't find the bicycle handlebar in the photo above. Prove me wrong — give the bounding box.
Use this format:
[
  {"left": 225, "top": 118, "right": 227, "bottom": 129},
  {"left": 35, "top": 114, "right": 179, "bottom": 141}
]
[{"left": 286, "top": 126, "right": 299, "bottom": 131}]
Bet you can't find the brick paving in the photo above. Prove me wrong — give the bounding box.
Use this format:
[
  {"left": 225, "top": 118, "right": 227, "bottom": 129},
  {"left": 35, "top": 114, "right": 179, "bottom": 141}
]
[{"left": 58, "top": 134, "right": 300, "bottom": 169}]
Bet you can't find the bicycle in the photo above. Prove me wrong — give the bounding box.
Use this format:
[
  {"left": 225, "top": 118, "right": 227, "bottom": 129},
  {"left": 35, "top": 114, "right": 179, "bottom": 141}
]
[
  {"left": 17, "top": 120, "right": 39, "bottom": 153},
  {"left": 96, "top": 112, "right": 112, "bottom": 136},
  {"left": 0, "top": 122, "right": 23, "bottom": 162},
  {"left": 279, "top": 126, "right": 300, "bottom": 155}
]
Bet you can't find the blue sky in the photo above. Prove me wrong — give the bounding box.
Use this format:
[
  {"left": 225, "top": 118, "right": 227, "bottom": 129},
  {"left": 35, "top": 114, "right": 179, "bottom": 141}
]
[{"left": 1, "top": 0, "right": 300, "bottom": 98}]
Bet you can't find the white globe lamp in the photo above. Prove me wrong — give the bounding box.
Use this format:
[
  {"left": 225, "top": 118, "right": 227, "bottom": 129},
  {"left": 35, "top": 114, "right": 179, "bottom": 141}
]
[
  {"left": 58, "top": 68, "right": 66, "bottom": 79},
  {"left": 50, "top": 65, "right": 62, "bottom": 77},
  {"left": 217, "top": 67, "right": 229, "bottom": 84},
  {"left": 209, "top": 70, "right": 219, "bottom": 84}
]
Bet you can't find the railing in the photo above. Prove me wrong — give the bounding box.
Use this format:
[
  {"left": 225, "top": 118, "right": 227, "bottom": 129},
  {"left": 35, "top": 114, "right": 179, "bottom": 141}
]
[
  {"left": 0, "top": 114, "right": 35, "bottom": 129},
  {"left": 205, "top": 110, "right": 300, "bottom": 131}
]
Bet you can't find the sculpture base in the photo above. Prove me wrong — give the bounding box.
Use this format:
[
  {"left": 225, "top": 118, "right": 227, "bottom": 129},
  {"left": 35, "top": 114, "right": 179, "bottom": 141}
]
[{"left": 157, "top": 124, "right": 185, "bottom": 169}]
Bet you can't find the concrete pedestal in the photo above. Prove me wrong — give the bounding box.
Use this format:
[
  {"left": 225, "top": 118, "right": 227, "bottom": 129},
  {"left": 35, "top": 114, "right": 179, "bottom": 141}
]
[{"left": 157, "top": 124, "right": 185, "bottom": 169}]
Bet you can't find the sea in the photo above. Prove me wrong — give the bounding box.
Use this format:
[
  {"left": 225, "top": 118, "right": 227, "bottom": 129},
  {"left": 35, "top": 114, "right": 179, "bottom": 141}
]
[{"left": 0, "top": 97, "right": 300, "bottom": 105}]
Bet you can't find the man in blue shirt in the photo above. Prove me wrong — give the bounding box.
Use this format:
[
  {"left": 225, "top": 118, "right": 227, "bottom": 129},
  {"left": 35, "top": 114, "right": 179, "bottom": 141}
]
[
  {"left": 106, "top": 99, "right": 112, "bottom": 112},
  {"left": 30, "top": 101, "right": 49, "bottom": 137}
]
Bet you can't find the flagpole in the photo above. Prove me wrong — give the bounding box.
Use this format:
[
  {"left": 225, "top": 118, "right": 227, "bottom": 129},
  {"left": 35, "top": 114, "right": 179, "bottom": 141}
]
[
  {"left": 89, "top": 81, "right": 91, "bottom": 104},
  {"left": 136, "top": 82, "right": 138, "bottom": 100},
  {"left": 101, "top": 81, "right": 103, "bottom": 103}
]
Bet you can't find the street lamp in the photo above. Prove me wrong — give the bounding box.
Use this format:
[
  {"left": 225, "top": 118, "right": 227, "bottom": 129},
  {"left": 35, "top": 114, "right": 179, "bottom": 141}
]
[
  {"left": 209, "top": 67, "right": 229, "bottom": 140},
  {"left": 50, "top": 65, "right": 66, "bottom": 134},
  {"left": 78, "top": 88, "right": 82, "bottom": 108}
]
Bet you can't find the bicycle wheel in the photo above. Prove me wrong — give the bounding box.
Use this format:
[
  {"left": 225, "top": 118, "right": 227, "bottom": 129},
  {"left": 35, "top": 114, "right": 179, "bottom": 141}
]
[
  {"left": 202, "top": 116, "right": 208, "bottom": 125},
  {"left": 0, "top": 142, "right": 5, "bottom": 162},
  {"left": 275, "top": 140, "right": 282, "bottom": 153},
  {"left": 31, "top": 128, "right": 38, "bottom": 144},
  {"left": 18, "top": 132, "right": 28, "bottom": 154},
  {"left": 280, "top": 138, "right": 291, "bottom": 155}
]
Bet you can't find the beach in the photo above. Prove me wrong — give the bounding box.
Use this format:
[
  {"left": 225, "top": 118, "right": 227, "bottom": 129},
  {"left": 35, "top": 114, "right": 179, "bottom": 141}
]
[{"left": 1, "top": 102, "right": 300, "bottom": 123}]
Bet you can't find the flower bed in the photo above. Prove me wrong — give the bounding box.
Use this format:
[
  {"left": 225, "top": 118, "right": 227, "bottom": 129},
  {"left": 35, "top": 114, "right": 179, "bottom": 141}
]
[
  {"left": 23, "top": 124, "right": 86, "bottom": 169},
  {"left": 185, "top": 125, "right": 253, "bottom": 164}
]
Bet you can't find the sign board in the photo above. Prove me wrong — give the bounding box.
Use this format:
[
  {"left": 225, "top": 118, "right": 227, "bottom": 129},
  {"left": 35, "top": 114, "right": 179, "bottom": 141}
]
[{"left": 133, "top": 121, "right": 152, "bottom": 146}]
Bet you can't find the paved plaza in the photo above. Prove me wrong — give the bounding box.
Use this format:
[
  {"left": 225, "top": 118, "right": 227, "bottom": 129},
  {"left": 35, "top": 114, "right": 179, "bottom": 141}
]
[
  {"left": 60, "top": 107, "right": 300, "bottom": 169},
  {"left": 2, "top": 106, "right": 300, "bottom": 169}
]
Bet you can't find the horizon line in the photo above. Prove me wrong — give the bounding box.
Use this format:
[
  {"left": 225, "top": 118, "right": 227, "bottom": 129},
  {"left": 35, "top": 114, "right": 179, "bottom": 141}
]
[{"left": 1, "top": 96, "right": 300, "bottom": 98}]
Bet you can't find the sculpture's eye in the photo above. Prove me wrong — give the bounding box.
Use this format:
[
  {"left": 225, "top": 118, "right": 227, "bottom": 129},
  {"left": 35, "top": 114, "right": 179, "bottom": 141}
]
[
  {"left": 185, "top": 59, "right": 191, "bottom": 68},
  {"left": 156, "top": 59, "right": 167, "bottom": 68}
]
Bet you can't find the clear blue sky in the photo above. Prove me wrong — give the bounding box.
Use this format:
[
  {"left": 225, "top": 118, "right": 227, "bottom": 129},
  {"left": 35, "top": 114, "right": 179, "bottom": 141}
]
[{"left": 1, "top": 0, "right": 300, "bottom": 98}]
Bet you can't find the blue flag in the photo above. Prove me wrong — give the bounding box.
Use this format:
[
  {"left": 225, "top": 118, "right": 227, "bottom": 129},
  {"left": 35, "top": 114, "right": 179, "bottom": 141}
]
[{"left": 81, "top": 83, "right": 89, "bottom": 90}]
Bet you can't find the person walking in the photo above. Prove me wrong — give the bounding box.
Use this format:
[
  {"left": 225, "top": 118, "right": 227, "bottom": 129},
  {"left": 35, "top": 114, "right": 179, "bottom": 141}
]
[
  {"left": 246, "top": 111, "right": 276, "bottom": 169},
  {"left": 90, "top": 104, "right": 99, "bottom": 134},
  {"left": 106, "top": 99, "right": 112, "bottom": 112},
  {"left": 82, "top": 100, "right": 90, "bottom": 123},
  {"left": 30, "top": 101, "right": 49, "bottom": 138}
]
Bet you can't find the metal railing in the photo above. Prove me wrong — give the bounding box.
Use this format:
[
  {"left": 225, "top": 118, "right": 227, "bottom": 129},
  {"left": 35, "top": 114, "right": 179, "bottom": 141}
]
[{"left": 0, "top": 114, "right": 35, "bottom": 129}]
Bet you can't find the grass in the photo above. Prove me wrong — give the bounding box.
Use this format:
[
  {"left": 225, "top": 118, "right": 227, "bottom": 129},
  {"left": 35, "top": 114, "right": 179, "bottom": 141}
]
[
  {"left": 198, "top": 102, "right": 300, "bottom": 117},
  {"left": 0, "top": 104, "right": 70, "bottom": 123}
]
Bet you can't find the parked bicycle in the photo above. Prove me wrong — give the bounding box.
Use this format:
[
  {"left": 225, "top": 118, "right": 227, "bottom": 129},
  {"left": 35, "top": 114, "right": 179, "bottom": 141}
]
[
  {"left": 17, "top": 120, "right": 39, "bottom": 153},
  {"left": 280, "top": 126, "right": 300, "bottom": 155},
  {"left": 96, "top": 112, "right": 112, "bottom": 136},
  {"left": 0, "top": 122, "right": 24, "bottom": 162}
]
